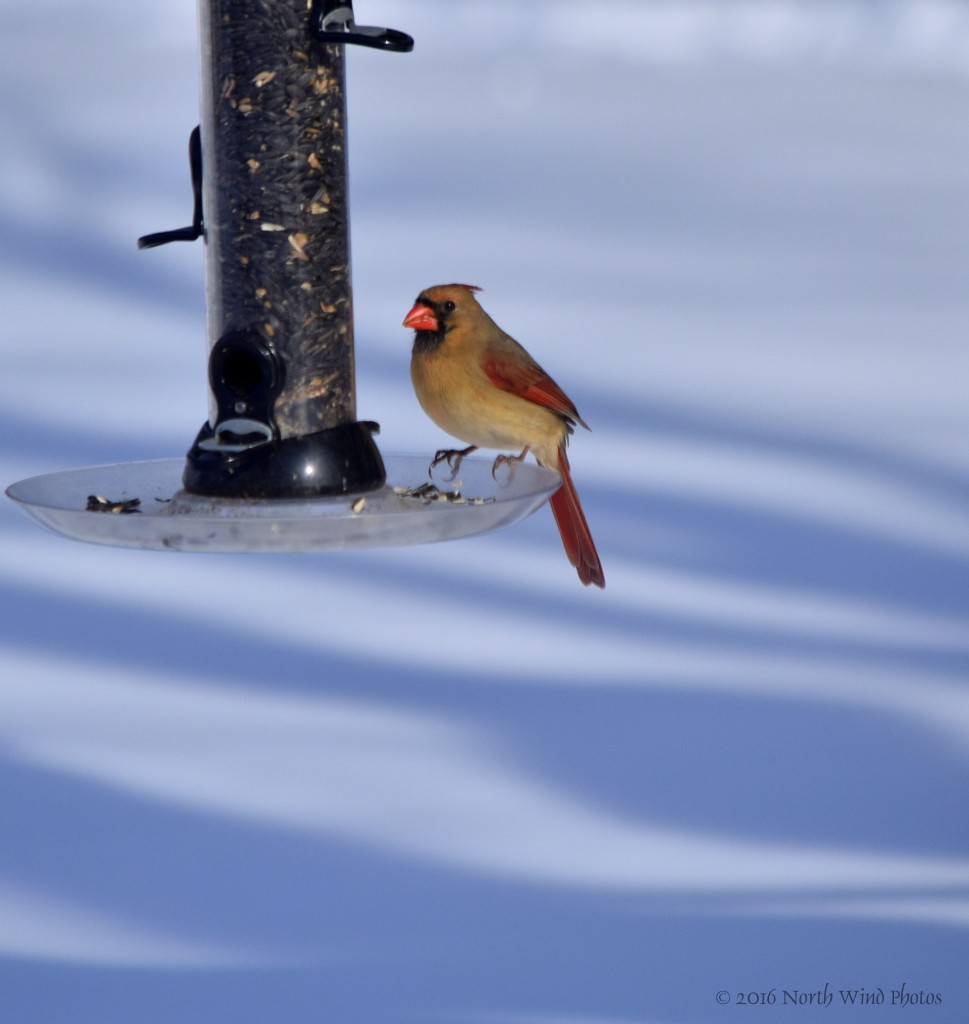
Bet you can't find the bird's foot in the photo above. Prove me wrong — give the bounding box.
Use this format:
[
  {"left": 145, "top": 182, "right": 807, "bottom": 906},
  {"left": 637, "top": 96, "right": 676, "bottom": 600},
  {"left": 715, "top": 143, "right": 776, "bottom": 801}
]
[
  {"left": 429, "top": 445, "right": 478, "bottom": 480},
  {"left": 491, "top": 446, "right": 531, "bottom": 480}
]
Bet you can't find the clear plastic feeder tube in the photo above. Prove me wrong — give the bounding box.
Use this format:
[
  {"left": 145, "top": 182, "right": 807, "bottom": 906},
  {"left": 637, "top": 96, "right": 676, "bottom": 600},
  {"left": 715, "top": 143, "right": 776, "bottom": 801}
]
[{"left": 200, "top": 0, "right": 356, "bottom": 438}]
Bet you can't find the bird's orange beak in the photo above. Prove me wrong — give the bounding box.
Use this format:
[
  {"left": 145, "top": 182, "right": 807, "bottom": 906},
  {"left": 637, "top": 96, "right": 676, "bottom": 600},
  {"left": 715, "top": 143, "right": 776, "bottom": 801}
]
[{"left": 403, "top": 302, "right": 438, "bottom": 332}]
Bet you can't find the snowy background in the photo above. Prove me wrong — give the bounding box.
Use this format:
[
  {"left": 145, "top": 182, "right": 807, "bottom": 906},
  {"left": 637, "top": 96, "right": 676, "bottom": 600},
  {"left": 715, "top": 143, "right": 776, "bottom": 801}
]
[{"left": 2, "top": 0, "right": 969, "bottom": 1020}]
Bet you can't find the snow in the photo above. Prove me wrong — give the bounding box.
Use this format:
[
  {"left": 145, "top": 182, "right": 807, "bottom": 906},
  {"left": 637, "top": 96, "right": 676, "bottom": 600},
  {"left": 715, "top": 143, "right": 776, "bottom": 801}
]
[{"left": 2, "top": 1, "right": 968, "bottom": 1020}]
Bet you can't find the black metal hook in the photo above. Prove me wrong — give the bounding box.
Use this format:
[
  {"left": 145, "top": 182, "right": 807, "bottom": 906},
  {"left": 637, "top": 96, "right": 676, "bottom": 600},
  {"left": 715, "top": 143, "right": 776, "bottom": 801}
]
[
  {"left": 310, "top": 0, "right": 414, "bottom": 52},
  {"left": 137, "top": 125, "right": 204, "bottom": 249},
  {"left": 138, "top": 0, "right": 410, "bottom": 253}
]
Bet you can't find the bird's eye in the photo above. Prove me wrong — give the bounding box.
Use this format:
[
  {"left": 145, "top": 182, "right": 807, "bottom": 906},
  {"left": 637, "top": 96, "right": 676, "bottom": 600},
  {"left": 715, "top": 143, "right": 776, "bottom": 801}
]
[{"left": 443, "top": 300, "right": 456, "bottom": 313}]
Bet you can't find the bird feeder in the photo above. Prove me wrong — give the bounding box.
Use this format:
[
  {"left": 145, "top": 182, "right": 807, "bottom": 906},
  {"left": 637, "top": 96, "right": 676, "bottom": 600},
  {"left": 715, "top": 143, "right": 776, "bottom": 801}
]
[{"left": 6, "top": 0, "right": 560, "bottom": 551}]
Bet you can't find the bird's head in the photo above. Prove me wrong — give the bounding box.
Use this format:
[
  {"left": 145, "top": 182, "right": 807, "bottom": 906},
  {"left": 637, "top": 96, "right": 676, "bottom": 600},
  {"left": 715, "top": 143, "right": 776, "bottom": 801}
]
[{"left": 403, "top": 284, "right": 482, "bottom": 344}]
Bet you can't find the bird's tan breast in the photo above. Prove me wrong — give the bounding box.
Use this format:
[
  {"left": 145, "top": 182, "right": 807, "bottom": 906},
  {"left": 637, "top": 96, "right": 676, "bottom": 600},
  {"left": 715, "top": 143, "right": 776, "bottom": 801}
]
[{"left": 410, "top": 343, "right": 565, "bottom": 452}]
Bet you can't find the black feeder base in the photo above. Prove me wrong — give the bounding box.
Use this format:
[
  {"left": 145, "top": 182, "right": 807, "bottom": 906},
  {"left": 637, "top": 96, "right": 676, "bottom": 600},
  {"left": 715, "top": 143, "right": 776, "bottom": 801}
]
[{"left": 183, "top": 420, "right": 386, "bottom": 499}]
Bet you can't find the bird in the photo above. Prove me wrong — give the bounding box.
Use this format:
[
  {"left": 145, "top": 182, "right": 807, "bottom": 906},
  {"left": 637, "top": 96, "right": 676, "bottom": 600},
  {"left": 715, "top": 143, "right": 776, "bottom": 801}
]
[{"left": 403, "top": 283, "right": 605, "bottom": 588}]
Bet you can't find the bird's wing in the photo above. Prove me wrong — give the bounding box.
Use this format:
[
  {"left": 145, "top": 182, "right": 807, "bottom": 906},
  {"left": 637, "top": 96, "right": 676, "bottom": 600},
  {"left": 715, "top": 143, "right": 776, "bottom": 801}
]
[{"left": 480, "top": 353, "right": 585, "bottom": 426}]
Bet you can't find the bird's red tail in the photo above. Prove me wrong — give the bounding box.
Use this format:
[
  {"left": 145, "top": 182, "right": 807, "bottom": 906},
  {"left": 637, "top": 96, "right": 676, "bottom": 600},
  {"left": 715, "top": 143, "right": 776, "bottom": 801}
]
[{"left": 548, "top": 448, "right": 605, "bottom": 588}]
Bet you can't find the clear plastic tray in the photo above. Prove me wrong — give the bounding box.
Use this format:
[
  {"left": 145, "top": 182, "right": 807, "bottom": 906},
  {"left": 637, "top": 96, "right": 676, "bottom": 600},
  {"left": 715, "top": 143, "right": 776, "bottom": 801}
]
[{"left": 6, "top": 454, "right": 560, "bottom": 552}]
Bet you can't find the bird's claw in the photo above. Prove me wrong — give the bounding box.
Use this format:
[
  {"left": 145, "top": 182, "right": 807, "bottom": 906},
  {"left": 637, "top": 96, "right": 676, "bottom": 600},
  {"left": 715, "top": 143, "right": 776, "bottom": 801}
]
[
  {"left": 429, "top": 445, "right": 477, "bottom": 480},
  {"left": 491, "top": 446, "right": 531, "bottom": 480}
]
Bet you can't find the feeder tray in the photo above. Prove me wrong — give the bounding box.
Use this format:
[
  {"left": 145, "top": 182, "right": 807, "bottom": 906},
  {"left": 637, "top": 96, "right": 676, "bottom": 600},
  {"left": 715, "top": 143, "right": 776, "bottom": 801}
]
[{"left": 6, "top": 456, "right": 560, "bottom": 553}]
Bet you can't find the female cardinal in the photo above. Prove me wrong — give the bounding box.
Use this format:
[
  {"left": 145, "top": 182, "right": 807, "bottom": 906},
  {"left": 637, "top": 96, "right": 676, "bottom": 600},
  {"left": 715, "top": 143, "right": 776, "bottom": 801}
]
[{"left": 403, "top": 284, "right": 605, "bottom": 588}]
